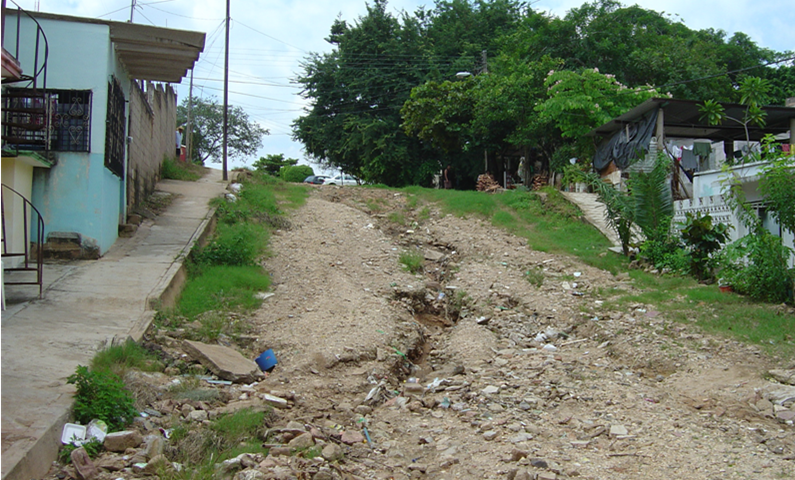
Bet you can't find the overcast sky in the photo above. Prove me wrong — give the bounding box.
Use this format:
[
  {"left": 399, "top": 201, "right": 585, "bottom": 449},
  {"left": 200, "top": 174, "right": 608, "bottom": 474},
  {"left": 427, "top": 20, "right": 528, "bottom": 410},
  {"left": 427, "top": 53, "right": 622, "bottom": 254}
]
[{"left": 11, "top": 0, "right": 795, "bottom": 171}]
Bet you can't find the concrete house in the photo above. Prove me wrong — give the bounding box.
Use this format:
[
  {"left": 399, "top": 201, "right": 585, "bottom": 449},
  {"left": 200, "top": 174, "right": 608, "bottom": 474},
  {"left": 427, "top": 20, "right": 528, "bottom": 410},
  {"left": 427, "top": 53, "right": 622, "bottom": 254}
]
[
  {"left": 587, "top": 97, "right": 795, "bottom": 265},
  {"left": 2, "top": 6, "right": 204, "bottom": 270}
]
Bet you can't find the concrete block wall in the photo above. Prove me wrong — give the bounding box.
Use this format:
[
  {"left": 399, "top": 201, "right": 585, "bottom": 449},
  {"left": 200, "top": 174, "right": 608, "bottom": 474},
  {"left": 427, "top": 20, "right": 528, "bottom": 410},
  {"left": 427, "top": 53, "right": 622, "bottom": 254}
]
[{"left": 127, "top": 81, "right": 177, "bottom": 212}]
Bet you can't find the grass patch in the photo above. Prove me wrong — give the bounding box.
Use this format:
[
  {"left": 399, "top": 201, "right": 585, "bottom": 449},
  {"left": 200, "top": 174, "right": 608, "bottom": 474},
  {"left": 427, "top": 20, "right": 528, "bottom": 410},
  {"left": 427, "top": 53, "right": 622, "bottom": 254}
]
[
  {"left": 399, "top": 249, "right": 425, "bottom": 274},
  {"left": 524, "top": 267, "right": 545, "bottom": 287},
  {"left": 164, "top": 408, "right": 271, "bottom": 475},
  {"left": 177, "top": 265, "right": 270, "bottom": 320},
  {"left": 161, "top": 157, "right": 205, "bottom": 181},
  {"left": 168, "top": 173, "right": 304, "bottom": 323},
  {"left": 91, "top": 339, "right": 162, "bottom": 377},
  {"left": 387, "top": 211, "right": 406, "bottom": 226}
]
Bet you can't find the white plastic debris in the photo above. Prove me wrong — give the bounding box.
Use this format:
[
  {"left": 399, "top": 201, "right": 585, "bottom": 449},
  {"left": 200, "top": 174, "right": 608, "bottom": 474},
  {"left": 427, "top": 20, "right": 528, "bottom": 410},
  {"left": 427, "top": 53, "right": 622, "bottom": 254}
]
[{"left": 542, "top": 344, "right": 557, "bottom": 352}]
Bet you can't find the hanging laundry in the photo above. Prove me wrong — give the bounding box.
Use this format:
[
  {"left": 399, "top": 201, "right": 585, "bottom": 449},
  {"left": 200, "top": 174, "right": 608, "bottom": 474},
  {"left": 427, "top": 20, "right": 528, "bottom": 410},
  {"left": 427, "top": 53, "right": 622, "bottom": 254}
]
[
  {"left": 693, "top": 143, "right": 712, "bottom": 157},
  {"left": 681, "top": 148, "right": 699, "bottom": 170}
]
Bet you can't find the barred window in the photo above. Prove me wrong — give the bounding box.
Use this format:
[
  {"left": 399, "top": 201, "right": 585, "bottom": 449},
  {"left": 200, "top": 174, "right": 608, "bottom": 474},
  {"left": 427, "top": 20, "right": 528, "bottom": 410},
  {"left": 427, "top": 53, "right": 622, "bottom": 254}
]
[
  {"left": 51, "top": 90, "right": 92, "bottom": 152},
  {"left": 1, "top": 88, "right": 92, "bottom": 153},
  {"left": 104, "top": 78, "right": 126, "bottom": 177}
]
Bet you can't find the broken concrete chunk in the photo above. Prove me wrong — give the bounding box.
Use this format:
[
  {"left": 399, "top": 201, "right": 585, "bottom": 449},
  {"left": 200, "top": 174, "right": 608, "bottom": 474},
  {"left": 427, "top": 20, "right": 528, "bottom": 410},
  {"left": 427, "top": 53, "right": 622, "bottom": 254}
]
[
  {"left": 609, "top": 424, "right": 629, "bottom": 437},
  {"left": 288, "top": 432, "right": 315, "bottom": 449},
  {"left": 341, "top": 430, "right": 365, "bottom": 445},
  {"left": 261, "top": 393, "right": 289, "bottom": 409},
  {"left": 183, "top": 340, "right": 259, "bottom": 383},
  {"left": 103, "top": 430, "right": 143, "bottom": 452}
]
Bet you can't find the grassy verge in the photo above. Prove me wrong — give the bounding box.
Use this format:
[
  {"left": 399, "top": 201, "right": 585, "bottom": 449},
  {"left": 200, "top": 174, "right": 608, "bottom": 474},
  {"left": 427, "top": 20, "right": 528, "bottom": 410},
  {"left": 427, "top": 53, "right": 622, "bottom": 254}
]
[
  {"left": 156, "top": 172, "right": 307, "bottom": 340},
  {"left": 599, "top": 270, "right": 795, "bottom": 358},
  {"left": 161, "top": 157, "right": 206, "bottom": 181}
]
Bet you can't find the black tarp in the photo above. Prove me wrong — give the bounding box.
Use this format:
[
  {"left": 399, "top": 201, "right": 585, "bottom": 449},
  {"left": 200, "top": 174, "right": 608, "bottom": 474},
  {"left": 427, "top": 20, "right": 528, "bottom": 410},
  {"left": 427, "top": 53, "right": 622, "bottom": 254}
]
[{"left": 593, "top": 108, "right": 658, "bottom": 171}]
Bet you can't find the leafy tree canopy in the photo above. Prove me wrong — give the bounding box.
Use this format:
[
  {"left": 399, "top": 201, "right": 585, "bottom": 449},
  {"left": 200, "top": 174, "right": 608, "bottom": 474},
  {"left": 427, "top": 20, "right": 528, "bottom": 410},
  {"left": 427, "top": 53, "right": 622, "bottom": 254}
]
[
  {"left": 293, "top": 0, "right": 794, "bottom": 183},
  {"left": 177, "top": 96, "right": 268, "bottom": 165},
  {"left": 253, "top": 154, "right": 299, "bottom": 175}
]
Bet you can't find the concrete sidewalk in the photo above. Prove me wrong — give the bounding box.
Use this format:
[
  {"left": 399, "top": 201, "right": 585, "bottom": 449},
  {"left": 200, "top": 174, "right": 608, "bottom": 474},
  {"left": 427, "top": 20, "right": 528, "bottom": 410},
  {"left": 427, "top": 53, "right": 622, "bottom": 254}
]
[{"left": 1, "top": 168, "right": 227, "bottom": 480}]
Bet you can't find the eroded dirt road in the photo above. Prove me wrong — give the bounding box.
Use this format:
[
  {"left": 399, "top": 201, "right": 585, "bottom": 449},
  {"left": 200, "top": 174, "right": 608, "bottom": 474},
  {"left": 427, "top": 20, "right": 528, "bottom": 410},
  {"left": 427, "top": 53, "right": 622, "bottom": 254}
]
[
  {"left": 51, "top": 185, "right": 794, "bottom": 480},
  {"left": 244, "top": 186, "right": 794, "bottom": 479}
]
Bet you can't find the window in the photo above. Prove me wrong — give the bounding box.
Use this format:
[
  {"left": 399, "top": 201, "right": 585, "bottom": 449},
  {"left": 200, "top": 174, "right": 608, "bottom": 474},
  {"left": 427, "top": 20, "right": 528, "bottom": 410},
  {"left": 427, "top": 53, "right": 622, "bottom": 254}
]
[
  {"left": 0, "top": 88, "right": 92, "bottom": 153},
  {"left": 51, "top": 90, "right": 92, "bottom": 152},
  {"left": 104, "top": 78, "right": 126, "bottom": 178}
]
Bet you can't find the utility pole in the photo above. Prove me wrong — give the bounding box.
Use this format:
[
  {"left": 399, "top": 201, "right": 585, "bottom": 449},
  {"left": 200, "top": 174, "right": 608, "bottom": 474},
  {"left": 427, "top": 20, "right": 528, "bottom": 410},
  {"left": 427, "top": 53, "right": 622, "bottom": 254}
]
[
  {"left": 186, "top": 69, "right": 194, "bottom": 163},
  {"left": 481, "top": 50, "right": 488, "bottom": 74},
  {"left": 222, "top": 0, "right": 230, "bottom": 180},
  {"left": 129, "top": 0, "right": 136, "bottom": 22}
]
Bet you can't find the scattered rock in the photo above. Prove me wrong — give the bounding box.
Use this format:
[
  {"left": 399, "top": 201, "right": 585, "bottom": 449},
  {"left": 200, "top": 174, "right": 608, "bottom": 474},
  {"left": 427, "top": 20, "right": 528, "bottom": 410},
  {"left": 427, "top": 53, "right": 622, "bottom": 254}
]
[
  {"left": 341, "top": 430, "right": 365, "bottom": 445},
  {"left": 609, "top": 424, "right": 629, "bottom": 437},
  {"left": 103, "top": 430, "right": 143, "bottom": 452},
  {"left": 288, "top": 432, "right": 315, "bottom": 449},
  {"left": 70, "top": 447, "right": 98, "bottom": 480},
  {"left": 768, "top": 369, "right": 795, "bottom": 386}
]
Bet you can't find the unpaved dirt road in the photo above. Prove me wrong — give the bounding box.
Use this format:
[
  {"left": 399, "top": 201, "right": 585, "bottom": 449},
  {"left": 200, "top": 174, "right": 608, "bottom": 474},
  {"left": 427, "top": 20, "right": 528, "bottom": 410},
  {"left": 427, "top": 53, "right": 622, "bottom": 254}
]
[
  {"left": 50, "top": 185, "right": 793, "bottom": 480},
  {"left": 244, "top": 185, "right": 794, "bottom": 479}
]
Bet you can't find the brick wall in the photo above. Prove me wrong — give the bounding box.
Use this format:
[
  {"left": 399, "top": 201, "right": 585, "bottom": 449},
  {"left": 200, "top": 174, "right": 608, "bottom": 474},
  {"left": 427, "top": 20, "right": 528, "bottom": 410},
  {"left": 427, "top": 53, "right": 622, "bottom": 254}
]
[{"left": 127, "top": 81, "right": 177, "bottom": 211}]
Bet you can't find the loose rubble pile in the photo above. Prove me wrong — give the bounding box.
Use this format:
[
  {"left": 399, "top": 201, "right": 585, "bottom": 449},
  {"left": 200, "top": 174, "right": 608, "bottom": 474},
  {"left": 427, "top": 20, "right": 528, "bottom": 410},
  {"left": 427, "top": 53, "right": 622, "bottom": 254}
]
[{"left": 48, "top": 187, "right": 794, "bottom": 480}]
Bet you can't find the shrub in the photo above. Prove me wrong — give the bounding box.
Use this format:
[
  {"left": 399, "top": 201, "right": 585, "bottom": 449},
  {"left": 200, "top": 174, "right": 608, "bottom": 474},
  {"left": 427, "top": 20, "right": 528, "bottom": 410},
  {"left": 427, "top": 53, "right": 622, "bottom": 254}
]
[
  {"left": 678, "top": 212, "right": 731, "bottom": 281},
  {"left": 192, "top": 223, "right": 265, "bottom": 267},
  {"left": 718, "top": 233, "right": 795, "bottom": 303},
  {"left": 66, "top": 365, "right": 138, "bottom": 432},
  {"left": 280, "top": 165, "right": 314, "bottom": 183}
]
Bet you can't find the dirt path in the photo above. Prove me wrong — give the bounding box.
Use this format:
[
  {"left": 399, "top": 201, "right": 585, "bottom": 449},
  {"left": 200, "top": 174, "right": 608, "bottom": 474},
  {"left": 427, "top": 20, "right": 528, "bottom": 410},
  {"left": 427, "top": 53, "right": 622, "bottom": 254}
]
[{"left": 246, "top": 186, "right": 794, "bottom": 479}]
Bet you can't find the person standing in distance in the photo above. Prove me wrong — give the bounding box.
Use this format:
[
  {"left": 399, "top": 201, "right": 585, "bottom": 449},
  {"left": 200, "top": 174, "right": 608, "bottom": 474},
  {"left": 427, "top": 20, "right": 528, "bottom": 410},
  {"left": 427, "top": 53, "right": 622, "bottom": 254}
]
[
  {"left": 175, "top": 126, "right": 184, "bottom": 157},
  {"left": 444, "top": 164, "right": 455, "bottom": 189}
]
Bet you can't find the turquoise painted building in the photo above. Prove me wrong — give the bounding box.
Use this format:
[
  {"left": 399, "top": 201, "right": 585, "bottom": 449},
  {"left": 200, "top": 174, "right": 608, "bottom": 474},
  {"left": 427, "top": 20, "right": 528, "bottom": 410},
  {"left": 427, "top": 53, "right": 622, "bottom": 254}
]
[{"left": 3, "top": 10, "right": 204, "bottom": 257}]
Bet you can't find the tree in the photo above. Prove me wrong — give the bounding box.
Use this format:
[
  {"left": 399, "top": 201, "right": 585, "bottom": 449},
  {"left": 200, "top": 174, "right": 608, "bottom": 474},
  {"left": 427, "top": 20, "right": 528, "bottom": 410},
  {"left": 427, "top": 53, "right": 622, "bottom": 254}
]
[
  {"left": 177, "top": 96, "right": 268, "bottom": 165},
  {"left": 535, "top": 67, "right": 660, "bottom": 163},
  {"left": 252, "top": 154, "right": 298, "bottom": 175}
]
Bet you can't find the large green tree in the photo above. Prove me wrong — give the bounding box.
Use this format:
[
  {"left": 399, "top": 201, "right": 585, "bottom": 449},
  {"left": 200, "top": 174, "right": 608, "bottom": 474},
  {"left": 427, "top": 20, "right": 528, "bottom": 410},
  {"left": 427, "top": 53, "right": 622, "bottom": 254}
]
[
  {"left": 295, "top": 0, "right": 794, "bottom": 186},
  {"left": 177, "top": 96, "right": 268, "bottom": 165}
]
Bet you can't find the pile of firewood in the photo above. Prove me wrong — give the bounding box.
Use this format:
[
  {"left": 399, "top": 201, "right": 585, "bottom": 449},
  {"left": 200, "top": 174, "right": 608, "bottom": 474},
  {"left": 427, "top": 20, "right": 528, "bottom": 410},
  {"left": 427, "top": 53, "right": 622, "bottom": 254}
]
[
  {"left": 530, "top": 173, "right": 548, "bottom": 191},
  {"left": 476, "top": 173, "right": 501, "bottom": 192}
]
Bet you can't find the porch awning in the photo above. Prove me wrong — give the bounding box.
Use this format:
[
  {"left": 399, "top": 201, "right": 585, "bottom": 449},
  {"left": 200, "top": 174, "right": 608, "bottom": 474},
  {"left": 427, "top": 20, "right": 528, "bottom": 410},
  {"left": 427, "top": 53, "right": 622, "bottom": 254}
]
[
  {"left": 16, "top": 11, "right": 205, "bottom": 83},
  {"left": 108, "top": 22, "right": 206, "bottom": 83}
]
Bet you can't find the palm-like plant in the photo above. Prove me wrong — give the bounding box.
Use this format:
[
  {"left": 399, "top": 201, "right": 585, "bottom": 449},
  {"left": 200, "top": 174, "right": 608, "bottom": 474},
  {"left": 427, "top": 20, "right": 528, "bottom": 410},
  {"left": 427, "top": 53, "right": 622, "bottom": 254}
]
[{"left": 585, "top": 152, "right": 673, "bottom": 256}]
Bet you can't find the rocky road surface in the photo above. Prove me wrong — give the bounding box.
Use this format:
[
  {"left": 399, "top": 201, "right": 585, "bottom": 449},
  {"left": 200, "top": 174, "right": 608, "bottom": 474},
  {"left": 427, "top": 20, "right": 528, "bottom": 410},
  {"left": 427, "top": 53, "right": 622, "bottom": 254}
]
[{"left": 51, "top": 185, "right": 795, "bottom": 480}]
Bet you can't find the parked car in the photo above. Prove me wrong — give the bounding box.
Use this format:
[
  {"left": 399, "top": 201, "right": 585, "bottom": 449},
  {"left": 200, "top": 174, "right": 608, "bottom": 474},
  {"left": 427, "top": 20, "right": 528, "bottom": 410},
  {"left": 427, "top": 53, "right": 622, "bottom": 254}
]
[
  {"left": 303, "top": 175, "right": 328, "bottom": 185},
  {"left": 324, "top": 174, "right": 359, "bottom": 186}
]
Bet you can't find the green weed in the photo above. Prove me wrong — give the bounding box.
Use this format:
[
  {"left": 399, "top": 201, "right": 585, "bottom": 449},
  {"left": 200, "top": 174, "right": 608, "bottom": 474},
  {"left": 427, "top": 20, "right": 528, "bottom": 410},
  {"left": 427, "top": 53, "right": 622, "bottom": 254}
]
[
  {"left": 58, "top": 438, "right": 103, "bottom": 464},
  {"left": 399, "top": 249, "right": 425, "bottom": 274},
  {"left": 67, "top": 365, "right": 138, "bottom": 432},
  {"left": 388, "top": 211, "right": 406, "bottom": 226},
  {"left": 90, "top": 339, "right": 162, "bottom": 378},
  {"left": 161, "top": 157, "right": 205, "bottom": 181},
  {"left": 524, "top": 268, "right": 544, "bottom": 287}
]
